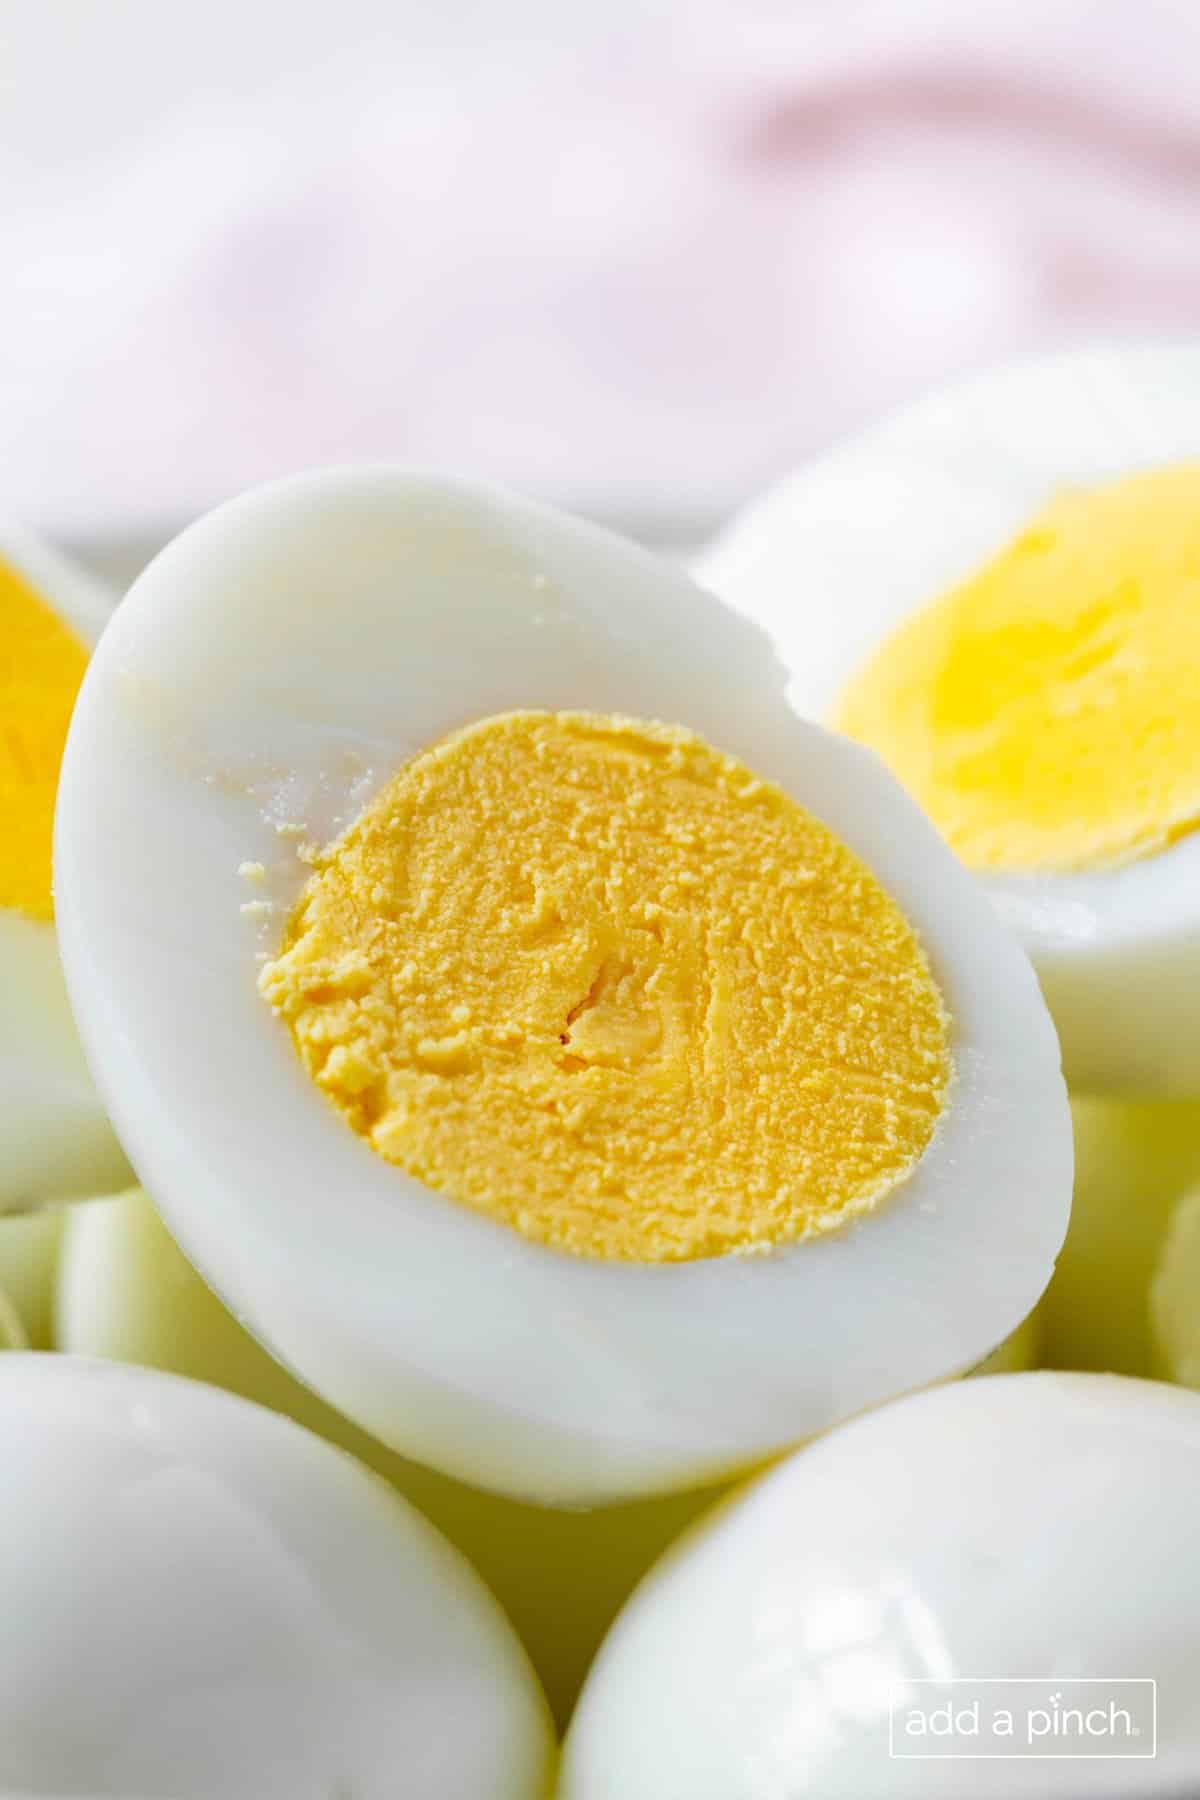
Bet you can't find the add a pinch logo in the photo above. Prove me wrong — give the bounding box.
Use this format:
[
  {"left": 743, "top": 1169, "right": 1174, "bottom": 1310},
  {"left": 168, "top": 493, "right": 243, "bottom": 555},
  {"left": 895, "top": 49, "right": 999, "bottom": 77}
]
[{"left": 889, "top": 1678, "right": 1156, "bottom": 1760}]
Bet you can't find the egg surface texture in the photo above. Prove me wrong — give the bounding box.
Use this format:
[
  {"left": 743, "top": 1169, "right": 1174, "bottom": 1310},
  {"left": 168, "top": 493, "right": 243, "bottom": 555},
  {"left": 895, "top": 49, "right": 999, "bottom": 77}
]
[
  {"left": 260, "top": 709, "right": 950, "bottom": 1262},
  {"left": 699, "top": 345, "right": 1200, "bottom": 1093},
  {"left": 55, "top": 471, "right": 1071, "bottom": 1503},
  {"left": 0, "top": 1355, "right": 553, "bottom": 1799},
  {"left": 0, "top": 530, "right": 131, "bottom": 1209},
  {"left": 562, "top": 1373, "right": 1200, "bottom": 1799}
]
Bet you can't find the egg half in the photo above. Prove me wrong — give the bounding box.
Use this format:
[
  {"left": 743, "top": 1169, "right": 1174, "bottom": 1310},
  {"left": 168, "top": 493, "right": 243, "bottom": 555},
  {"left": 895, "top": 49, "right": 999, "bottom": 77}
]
[
  {"left": 55, "top": 471, "right": 1071, "bottom": 1503},
  {"left": 562, "top": 1372, "right": 1200, "bottom": 1798},
  {"left": 0, "top": 522, "right": 131, "bottom": 1210},
  {"left": 698, "top": 343, "right": 1200, "bottom": 1095},
  {"left": 0, "top": 1354, "right": 553, "bottom": 1798}
]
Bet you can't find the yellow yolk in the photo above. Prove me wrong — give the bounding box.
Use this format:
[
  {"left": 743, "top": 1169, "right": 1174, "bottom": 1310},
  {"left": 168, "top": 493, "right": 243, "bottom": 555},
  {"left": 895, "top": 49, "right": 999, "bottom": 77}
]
[
  {"left": 835, "top": 466, "right": 1200, "bottom": 873},
  {"left": 0, "top": 559, "right": 88, "bottom": 921},
  {"left": 259, "top": 711, "right": 950, "bottom": 1263}
]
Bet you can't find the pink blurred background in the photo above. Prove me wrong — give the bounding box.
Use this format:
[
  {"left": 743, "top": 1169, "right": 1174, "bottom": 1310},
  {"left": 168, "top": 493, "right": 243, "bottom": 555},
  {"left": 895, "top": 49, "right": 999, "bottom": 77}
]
[{"left": 2, "top": 0, "right": 1199, "bottom": 563}]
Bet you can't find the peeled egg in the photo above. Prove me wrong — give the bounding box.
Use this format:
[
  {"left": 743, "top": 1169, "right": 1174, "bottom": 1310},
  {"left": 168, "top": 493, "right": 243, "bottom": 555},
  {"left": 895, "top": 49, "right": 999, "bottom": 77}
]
[
  {"left": 56, "top": 471, "right": 1070, "bottom": 1503},
  {"left": 0, "top": 523, "right": 131, "bottom": 1210},
  {"left": 698, "top": 344, "right": 1200, "bottom": 1094},
  {"left": 1041, "top": 1096, "right": 1200, "bottom": 1375},
  {"left": 562, "top": 1372, "right": 1200, "bottom": 1798},
  {"left": 0, "top": 1353, "right": 553, "bottom": 1797}
]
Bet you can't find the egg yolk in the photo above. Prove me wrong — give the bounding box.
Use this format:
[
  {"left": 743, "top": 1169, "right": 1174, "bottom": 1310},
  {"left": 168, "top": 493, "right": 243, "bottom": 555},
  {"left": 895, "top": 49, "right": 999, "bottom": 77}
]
[
  {"left": 0, "top": 559, "right": 88, "bottom": 921},
  {"left": 259, "top": 711, "right": 950, "bottom": 1263},
  {"left": 835, "top": 465, "right": 1200, "bottom": 873}
]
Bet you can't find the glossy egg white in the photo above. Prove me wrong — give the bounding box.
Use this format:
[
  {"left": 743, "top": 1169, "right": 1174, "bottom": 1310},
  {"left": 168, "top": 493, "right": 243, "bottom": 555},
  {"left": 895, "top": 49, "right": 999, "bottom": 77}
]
[
  {"left": 562, "top": 1372, "right": 1200, "bottom": 1799},
  {"left": 698, "top": 343, "right": 1200, "bottom": 1095},
  {"left": 55, "top": 471, "right": 1071, "bottom": 1503},
  {"left": 0, "top": 1354, "right": 553, "bottom": 1798},
  {"left": 0, "top": 523, "right": 131, "bottom": 1211}
]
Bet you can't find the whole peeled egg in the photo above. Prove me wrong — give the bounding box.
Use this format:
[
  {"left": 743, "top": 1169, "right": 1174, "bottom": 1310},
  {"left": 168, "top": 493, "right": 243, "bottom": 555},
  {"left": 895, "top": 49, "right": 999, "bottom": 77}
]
[
  {"left": 698, "top": 344, "right": 1200, "bottom": 1095},
  {"left": 0, "top": 1354, "right": 553, "bottom": 1798},
  {"left": 0, "top": 523, "right": 131, "bottom": 1209},
  {"left": 562, "top": 1372, "right": 1200, "bottom": 1798},
  {"left": 54, "top": 471, "right": 1071, "bottom": 1504}
]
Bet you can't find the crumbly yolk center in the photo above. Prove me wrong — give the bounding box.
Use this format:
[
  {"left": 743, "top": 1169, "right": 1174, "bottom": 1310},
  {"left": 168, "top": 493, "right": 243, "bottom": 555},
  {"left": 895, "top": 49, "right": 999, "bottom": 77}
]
[
  {"left": 0, "top": 559, "right": 88, "bottom": 921},
  {"left": 259, "top": 711, "right": 950, "bottom": 1263},
  {"left": 834, "top": 465, "right": 1200, "bottom": 873}
]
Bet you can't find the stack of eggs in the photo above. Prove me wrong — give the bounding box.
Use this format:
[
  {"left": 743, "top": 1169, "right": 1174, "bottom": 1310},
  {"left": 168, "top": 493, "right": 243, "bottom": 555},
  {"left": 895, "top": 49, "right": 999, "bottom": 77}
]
[{"left": 2, "top": 344, "right": 1200, "bottom": 1798}]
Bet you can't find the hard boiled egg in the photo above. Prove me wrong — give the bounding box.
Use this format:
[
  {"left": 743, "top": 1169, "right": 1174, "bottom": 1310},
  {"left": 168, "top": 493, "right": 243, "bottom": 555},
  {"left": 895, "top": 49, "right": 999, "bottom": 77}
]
[
  {"left": 0, "top": 523, "right": 131, "bottom": 1209},
  {"left": 562, "top": 1372, "right": 1200, "bottom": 1798},
  {"left": 0, "top": 1353, "right": 553, "bottom": 1798},
  {"left": 55, "top": 471, "right": 1070, "bottom": 1503},
  {"left": 698, "top": 344, "right": 1200, "bottom": 1095}
]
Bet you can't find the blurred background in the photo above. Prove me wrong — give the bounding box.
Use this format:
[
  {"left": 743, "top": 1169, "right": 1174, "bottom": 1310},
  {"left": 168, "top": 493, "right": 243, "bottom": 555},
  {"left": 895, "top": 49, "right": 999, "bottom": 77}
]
[{"left": 2, "top": 0, "right": 1199, "bottom": 580}]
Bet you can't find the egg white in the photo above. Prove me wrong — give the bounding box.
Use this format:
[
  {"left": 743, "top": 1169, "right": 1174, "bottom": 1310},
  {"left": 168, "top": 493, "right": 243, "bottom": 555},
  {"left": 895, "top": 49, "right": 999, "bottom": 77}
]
[
  {"left": 0, "top": 1353, "right": 553, "bottom": 1798},
  {"left": 697, "top": 343, "right": 1200, "bottom": 1096},
  {"left": 55, "top": 470, "right": 1071, "bottom": 1503},
  {"left": 0, "top": 523, "right": 131, "bottom": 1211},
  {"left": 562, "top": 1372, "right": 1200, "bottom": 1799}
]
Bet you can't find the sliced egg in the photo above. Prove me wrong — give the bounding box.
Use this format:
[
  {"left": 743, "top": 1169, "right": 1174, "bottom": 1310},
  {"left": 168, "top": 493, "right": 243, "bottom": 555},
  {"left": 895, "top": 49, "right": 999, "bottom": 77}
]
[
  {"left": 55, "top": 471, "right": 1071, "bottom": 1502},
  {"left": 0, "top": 523, "right": 131, "bottom": 1210},
  {"left": 562, "top": 1372, "right": 1200, "bottom": 1798},
  {"left": 698, "top": 344, "right": 1200, "bottom": 1095},
  {"left": 1042, "top": 1096, "right": 1200, "bottom": 1375},
  {"left": 0, "top": 1353, "right": 553, "bottom": 1798}
]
